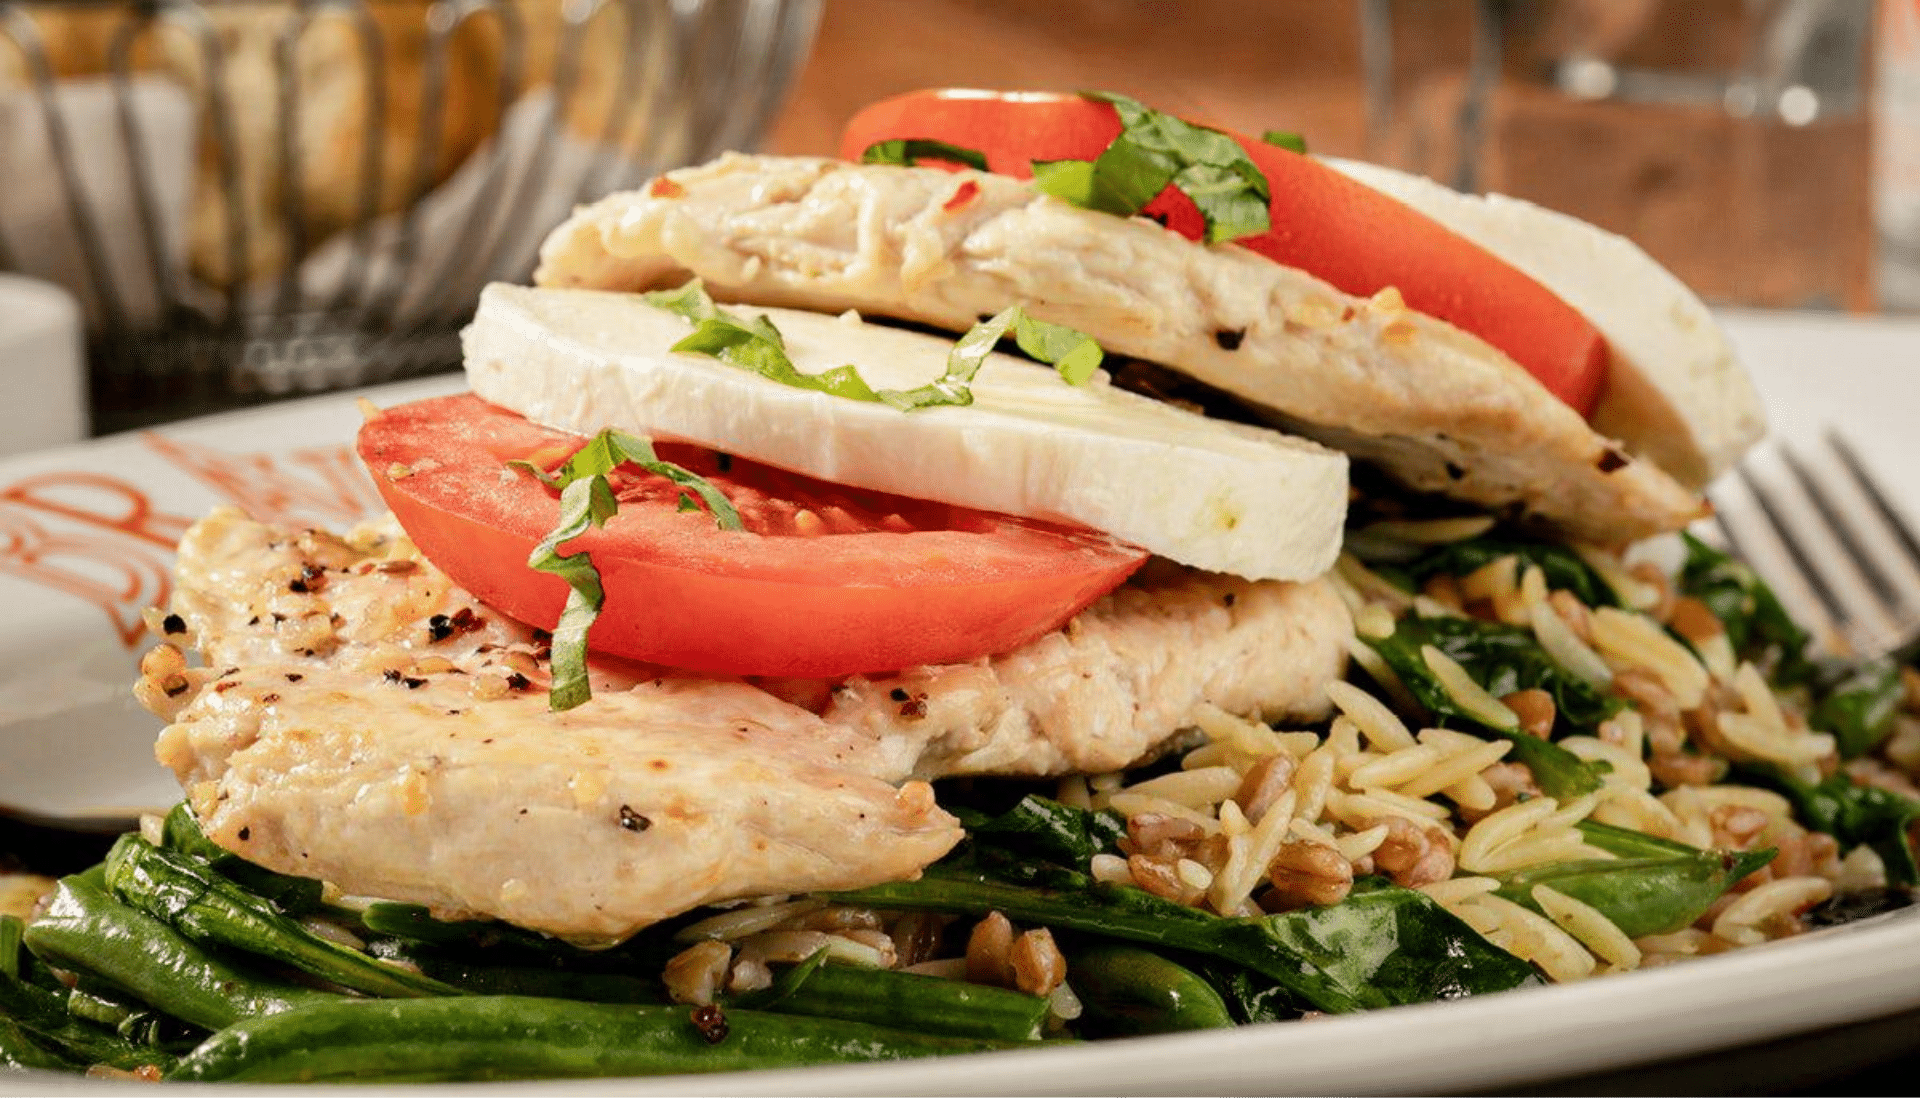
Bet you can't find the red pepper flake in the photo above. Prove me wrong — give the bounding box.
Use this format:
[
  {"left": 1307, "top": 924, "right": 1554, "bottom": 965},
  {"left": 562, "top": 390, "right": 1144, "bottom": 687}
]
[
  {"left": 690, "top": 1004, "right": 729, "bottom": 1044},
  {"left": 649, "top": 176, "right": 686, "bottom": 199},
  {"left": 943, "top": 179, "right": 980, "bottom": 213}
]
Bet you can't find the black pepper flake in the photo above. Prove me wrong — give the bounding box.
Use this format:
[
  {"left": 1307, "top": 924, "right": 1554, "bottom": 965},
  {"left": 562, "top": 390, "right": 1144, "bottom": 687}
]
[
  {"left": 402, "top": 677, "right": 427, "bottom": 690},
  {"left": 618, "top": 805, "right": 652, "bottom": 832},
  {"left": 161, "top": 613, "right": 186, "bottom": 635},
  {"left": 1444, "top": 461, "right": 1467, "bottom": 481},
  {"left": 383, "top": 669, "right": 403, "bottom": 683},
  {"left": 285, "top": 673, "right": 304, "bottom": 682},
  {"left": 260, "top": 693, "right": 280, "bottom": 704},
  {"left": 1213, "top": 328, "right": 1246, "bottom": 351},
  {"left": 690, "top": 1005, "right": 729, "bottom": 1045},
  {"left": 1596, "top": 448, "right": 1629, "bottom": 473},
  {"left": 715, "top": 452, "right": 733, "bottom": 473},
  {"left": 248, "top": 616, "right": 260, "bottom": 626},
  {"left": 1223, "top": 591, "right": 1237, "bottom": 608},
  {"left": 505, "top": 672, "right": 531, "bottom": 691},
  {"left": 889, "top": 687, "right": 911, "bottom": 703},
  {"left": 236, "top": 827, "right": 250, "bottom": 841},
  {"left": 162, "top": 677, "right": 190, "bottom": 698},
  {"left": 427, "top": 614, "right": 455, "bottom": 642}
]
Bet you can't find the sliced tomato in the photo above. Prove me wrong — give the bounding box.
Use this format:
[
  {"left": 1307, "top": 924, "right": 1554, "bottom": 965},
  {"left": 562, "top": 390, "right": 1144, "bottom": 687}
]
[
  {"left": 357, "top": 394, "right": 1147, "bottom": 678},
  {"left": 841, "top": 89, "right": 1607, "bottom": 416}
]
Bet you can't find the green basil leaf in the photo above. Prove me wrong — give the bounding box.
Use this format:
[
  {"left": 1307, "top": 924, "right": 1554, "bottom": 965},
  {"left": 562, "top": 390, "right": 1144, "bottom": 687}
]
[
  {"left": 1260, "top": 129, "right": 1307, "bottom": 153},
  {"left": 519, "top": 429, "right": 741, "bottom": 710},
  {"left": 1013, "top": 314, "right": 1104, "bottom": 386},
  {"left": 859, "top": 137, "right": 990, "bottom": 172},
  {"left": 880, "top": 306, "right": 1105, "bottom": 411},
  {"left": 645, "top": 280, "right": 1102, "bottom": 412},
  {"left": 1031, "top": 91, "right": 1272, "bottom": 244},
  {"left": 1030, "top": 158, "right": 1101, "bottom": 206}
]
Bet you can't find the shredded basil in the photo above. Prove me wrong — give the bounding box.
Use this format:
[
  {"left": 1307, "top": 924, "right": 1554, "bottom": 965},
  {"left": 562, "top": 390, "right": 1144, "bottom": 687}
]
[
  {"left": 859, "top": 137, "right": 990, "bottom": 172},
  {"left": 880, "top": 305, "right": 1104, "bottom": 411},
  {"left": 641, "top": 282, "right": 884, "bottom": 403},
  {"left": 515, "top": 430, "right": 743, "bottom": 711},
  {"left": 643, "top": 280, "right": 1102, "bottom": 411},
  {"left": 1031, "top": 91, "right": 1272, "bottom": 244},
  {"left": 1260, "top": 129, "right": 1307, "bottom": 153}
]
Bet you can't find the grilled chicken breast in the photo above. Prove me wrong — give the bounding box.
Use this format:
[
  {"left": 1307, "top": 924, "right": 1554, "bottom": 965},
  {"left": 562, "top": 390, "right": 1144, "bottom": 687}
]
[
  {"left": 143, "top": 508, "right": 1350, "bottom": 938},
  {"left": 533, "top": 154, "right": 1704, "bottom": 544}
]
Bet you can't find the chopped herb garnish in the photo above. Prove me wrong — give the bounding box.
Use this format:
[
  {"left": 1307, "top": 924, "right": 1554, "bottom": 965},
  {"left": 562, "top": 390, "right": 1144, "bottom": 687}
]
[
  {"left": 1260, "top": 129, "right": 1307, "bottom": 153},
  {"left": 515, "top": 431, "right": 742, "bottom": 711},
  {"left": 641, "top": 282, "right": 884, "bottom": 403},
  {"left": 880, "top": 305, "right": 1105, "bottom": 411},
  {"left": 1032, "top": 91, "right": 1272, "bottom": 244},
  {"left": 859, "top": 137, "right": 990, "bottom": 172},
  {"left": 643, "top": 280, "right": 1103, "bottom": 411}
]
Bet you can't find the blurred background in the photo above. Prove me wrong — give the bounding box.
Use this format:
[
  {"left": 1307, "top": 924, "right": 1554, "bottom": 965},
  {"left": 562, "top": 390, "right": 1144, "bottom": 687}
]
[{"left": 0, "top": 0, "right": 1912, "bottom": 437}]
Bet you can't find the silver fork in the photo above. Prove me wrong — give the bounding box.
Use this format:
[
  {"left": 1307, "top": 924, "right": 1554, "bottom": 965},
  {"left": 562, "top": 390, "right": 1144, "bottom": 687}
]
[{"left": 1706, "top": 432, "right": 1920, "bottom": 659}]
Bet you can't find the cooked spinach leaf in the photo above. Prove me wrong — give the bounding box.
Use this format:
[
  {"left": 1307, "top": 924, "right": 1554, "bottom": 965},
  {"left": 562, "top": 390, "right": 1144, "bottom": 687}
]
[
  {"left": 1809, "top": 654, "right": 1904, "bottom": 759},
  {"left": 1361, "top": 614, "right": 1615, "bottom": 798},
  {"left": 1403, "top": 536, "right": 1617, "bottom": 609},
  {"left": 1495, "top": 845, "right": 1776, "bottom": 938},
  {"left": 1677, "top": 533, "right": 1816, "bottom": 685},
  {"left": 830, "top": 866, "right": 1539, "bottom": 1014},
  {"left": 952, "top": 794, "right": 1127, "bottom": 869},
  {"left": 1737, "top": 765, "right": 1920, "bottom": 885}
]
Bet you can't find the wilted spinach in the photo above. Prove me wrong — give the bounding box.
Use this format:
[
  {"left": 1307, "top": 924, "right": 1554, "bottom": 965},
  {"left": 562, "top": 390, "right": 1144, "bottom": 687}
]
[
  {"left": 1676, "top": 533, "right": 1816, "bottom": 686},
  {"left": 1404, "top": 536, "right": 1617, "bottom": 609},
  {"left": 1362, "top": 615, "right": 1616, "bottom": 798}
]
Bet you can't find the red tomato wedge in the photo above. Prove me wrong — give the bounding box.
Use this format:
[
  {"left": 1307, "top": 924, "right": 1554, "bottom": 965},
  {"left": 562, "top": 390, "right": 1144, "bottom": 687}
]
[
  {"left": 841, "top": 89, "right": 1608, "bottom": 416},
  {"left": 357, "top": 394, "right": 1148, "bottom": 678}
]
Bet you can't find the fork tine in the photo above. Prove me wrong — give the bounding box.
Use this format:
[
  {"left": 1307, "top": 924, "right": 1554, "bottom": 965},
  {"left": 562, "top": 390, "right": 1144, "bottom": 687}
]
[
  {"left": 1826, "top": 430, "right": 1920, "bottom": 619},
  {"left": 1707, "top": 465, "right": 1848, "bottom": 651},
  {"left": 1778, "top": 444, "right": 1908, "bottom": 612}
]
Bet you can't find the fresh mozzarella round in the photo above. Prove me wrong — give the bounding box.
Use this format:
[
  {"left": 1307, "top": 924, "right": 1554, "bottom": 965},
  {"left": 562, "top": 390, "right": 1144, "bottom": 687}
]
[
  {"left": 1322, "top": 156, "right": 1764, "bottom": 490},
  {"left": 463, "top": 284, "right": 1348, "bottom": 582}
]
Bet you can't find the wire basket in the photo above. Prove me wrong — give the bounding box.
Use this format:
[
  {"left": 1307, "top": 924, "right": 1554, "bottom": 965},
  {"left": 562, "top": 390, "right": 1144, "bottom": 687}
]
[{"left": 0, "top": 0, "right": 820, "bottom": 433}]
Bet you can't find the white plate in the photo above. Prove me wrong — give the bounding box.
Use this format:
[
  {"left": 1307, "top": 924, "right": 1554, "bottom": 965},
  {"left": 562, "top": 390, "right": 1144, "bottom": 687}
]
[{"left": 4, "top": 312, "right": 1920, "bottom": 1095}]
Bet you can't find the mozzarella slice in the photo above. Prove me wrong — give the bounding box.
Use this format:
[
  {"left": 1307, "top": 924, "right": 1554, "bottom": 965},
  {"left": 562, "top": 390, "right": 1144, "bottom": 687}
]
[
  {"left": 463, "top": 284, "right": 1347, "bottom": 582},
  {"left": 1321, "top": 156, "right": 1764, "bottom": 490}
]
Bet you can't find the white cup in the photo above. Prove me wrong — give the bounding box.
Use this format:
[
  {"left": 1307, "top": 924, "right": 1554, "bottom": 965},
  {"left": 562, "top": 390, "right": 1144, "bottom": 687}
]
[{"left": 0, "top": 274, "right": 88, "bottom": 455}]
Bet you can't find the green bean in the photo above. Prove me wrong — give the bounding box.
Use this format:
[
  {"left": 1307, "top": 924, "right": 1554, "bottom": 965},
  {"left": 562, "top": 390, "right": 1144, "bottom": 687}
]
[
  {"left": 412, "top": 960, "right": 664, "bottom": 1004},
  {"left": 738, "top": 962, "right": 1050, "bottom": 1043},
  {"left": 160, "top": 804, "right": 324, "bottom": 914},
  {"left": 1, "top": 1018, "right": 76, "bottom": 1073},
  {"left": 1068, "top": 945, "right": 1233, "bottom": 1036},
  {"left": 104, "top": 836, "right": 458, "bottom": 999},
  {"left": 1494, "top": 847, "right": 1776, "bottom": 939},
  {"left": 23, "top": 874, "right": 331, "bottom": 1031},
  {"left": 0, "top": 915, "right": 21, "bottom": 982},
  {"left": 1, "top": 967, "right": 174, "bottom": 1073},
  {"left": 165, "top": 996, "right": 1027, "bottom": 1082}
]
